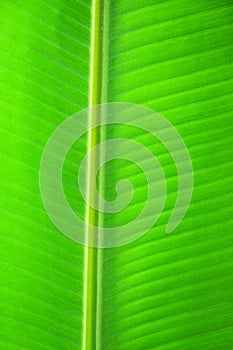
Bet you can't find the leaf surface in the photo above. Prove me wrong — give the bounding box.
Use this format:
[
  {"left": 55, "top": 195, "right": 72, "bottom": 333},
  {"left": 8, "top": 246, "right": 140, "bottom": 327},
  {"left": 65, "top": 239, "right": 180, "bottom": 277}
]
[{"left": 1, "top": 0, "right": 233, "bottom": 349}]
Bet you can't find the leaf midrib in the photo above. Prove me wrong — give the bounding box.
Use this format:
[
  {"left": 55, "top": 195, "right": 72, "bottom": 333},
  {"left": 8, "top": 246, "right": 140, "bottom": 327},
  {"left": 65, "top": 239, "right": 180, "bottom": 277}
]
[{"left": 83, "top": 0, "right": 109, "bottom": 349}]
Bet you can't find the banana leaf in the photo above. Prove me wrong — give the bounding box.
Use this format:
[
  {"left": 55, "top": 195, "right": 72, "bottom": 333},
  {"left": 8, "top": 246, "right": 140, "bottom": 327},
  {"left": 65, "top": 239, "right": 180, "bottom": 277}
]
[{"left": 1, "top": 0, "right": 233, "bottom": 349}]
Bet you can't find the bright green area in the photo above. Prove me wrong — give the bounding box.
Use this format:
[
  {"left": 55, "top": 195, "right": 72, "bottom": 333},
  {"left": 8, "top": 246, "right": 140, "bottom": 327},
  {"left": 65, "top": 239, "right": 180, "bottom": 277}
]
[
  {"left": 0, "top": 0, "right": 91, "bottom": 349},
  {"left": 1, "top": 0, "right": 233, "bottom": 349},
  {"left": 102, "top": 1, "right": 233, "bottom": 349}
]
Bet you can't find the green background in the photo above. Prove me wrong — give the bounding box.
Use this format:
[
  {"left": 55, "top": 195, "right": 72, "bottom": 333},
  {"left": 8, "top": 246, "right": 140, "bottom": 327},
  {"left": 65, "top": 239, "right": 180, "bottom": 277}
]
[{"left": 1, "top": 0, "right": 233, "bottom": 349}]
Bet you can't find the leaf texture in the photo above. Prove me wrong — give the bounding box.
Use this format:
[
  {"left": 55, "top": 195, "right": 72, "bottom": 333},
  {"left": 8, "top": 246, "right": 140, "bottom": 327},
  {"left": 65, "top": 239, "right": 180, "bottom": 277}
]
[
  {"left": 0, "top": 0, "right": 91, "bottom": 348},
  {"left": 101, "top": 1, "right": 233, "bottom": 349},
  {"left": 1, "top": 0, "right": 233, "bottom": 350}
]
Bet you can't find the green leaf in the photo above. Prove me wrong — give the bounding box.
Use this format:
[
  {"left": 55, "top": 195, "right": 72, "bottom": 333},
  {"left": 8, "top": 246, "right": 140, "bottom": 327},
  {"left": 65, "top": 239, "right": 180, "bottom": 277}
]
[{"left": 1, "top": 1, "right": 233, "bottom": 349}]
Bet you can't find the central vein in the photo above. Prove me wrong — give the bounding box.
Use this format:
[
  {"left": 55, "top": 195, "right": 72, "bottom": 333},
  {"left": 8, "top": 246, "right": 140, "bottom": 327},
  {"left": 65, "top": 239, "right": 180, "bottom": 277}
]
[{"left": 83, "top": 0, "right": 109, "bottom": 349}]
